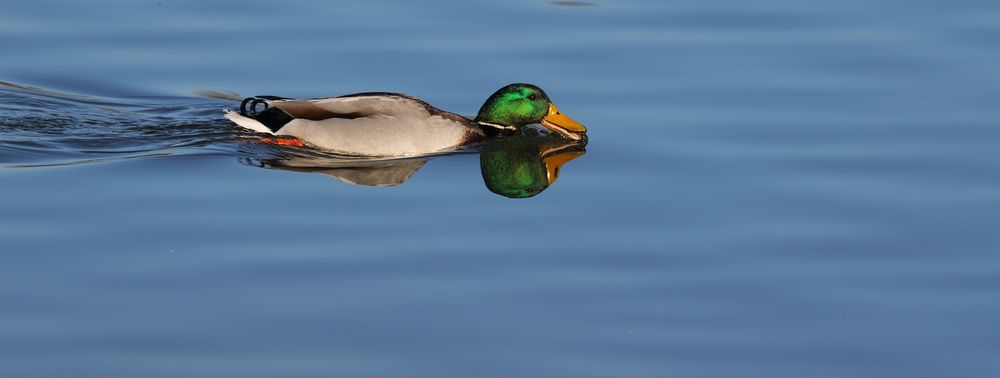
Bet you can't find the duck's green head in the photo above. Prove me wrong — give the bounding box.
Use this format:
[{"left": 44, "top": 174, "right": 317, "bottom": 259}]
[{"left": 474, "top": 83, "right": 587, "bottom": 140}]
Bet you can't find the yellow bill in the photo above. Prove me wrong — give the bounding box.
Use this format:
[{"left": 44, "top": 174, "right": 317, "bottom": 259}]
[{"left": 540, "top": 103, "right": 587, "bottom": 140}]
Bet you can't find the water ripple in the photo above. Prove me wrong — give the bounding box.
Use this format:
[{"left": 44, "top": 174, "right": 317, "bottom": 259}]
[{"left": 0, "top": 82, "right": 320, "bottom": 168}]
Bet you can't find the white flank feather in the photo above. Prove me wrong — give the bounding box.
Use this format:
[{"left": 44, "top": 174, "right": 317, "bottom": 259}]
[{"left": 224, "top": 109, "right": 275, "bottom": 134}]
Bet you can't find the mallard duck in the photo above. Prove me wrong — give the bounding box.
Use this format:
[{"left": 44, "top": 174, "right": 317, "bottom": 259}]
[{"left": 224, "top": 83, "right": 586, "bottom": 156}]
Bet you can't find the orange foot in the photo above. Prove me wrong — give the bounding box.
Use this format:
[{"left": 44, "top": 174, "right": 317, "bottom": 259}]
[{"left": 257, "top": 137, "right": 305, "bottom": 147}]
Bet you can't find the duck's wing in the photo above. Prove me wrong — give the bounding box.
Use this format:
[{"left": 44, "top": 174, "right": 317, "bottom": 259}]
[{"left": 269, "top": 92, "right": 460, "bottom": 122}]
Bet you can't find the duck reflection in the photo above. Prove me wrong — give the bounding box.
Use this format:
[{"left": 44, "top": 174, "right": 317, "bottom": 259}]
[
  {"left": 479, "top": 135, "right": 586, "bottom": 198},
  {"left": 244, "top": 157, "right": 429, "bottom": 187},
  {"left": 241, "top": 134, "right": 586, "bottom": 198}
]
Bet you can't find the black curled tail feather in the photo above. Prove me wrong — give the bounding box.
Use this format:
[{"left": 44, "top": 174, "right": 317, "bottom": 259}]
[
  {"left": 239, "top": 97, "right": 269, "bottom": 116},
  {"left": 238, "top": 96, "right": 294, "bottom": 133}
]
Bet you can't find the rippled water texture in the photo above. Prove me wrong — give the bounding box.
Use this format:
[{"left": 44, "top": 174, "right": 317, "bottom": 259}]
[{"left": 2, "top": 1, "right": 1000, "bottom": 377}]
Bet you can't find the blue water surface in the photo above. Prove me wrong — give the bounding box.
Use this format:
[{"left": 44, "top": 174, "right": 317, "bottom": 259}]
[{"left": 2, "top": 1, "right": 1000, "bottom": 377}]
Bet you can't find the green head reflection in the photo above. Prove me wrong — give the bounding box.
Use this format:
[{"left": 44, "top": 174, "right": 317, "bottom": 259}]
[{"left": 480, "top": 135, "right": 587, "bottom": 198}]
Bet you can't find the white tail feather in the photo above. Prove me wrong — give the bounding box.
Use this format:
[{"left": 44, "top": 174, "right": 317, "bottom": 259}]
[{"left": 224, "top": 109, "right": 275, "bottom": 134}]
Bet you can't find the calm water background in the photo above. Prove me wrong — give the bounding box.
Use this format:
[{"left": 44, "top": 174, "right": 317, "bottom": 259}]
[{"left": 2, "top": 0, "right": 1000, "bottom": 377}]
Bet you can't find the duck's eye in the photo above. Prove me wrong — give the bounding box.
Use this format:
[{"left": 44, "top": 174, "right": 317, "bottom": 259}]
[{"left": 528, "top": 94, "right": 538, "bottom": 101}]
